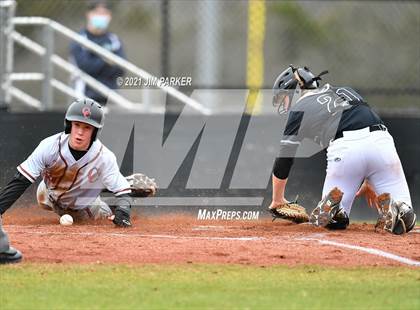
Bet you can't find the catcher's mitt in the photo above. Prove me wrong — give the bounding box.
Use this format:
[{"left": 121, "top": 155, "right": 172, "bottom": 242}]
[
  {"left": 269, "top": 198, "right": 309, "bottom": 224},
  {"left": 126, "top": 173, "right": 157, "bottom": 197}
]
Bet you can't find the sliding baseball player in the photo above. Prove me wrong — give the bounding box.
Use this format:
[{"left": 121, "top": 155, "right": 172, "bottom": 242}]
[{"left": 0, "top": 99, "right": 156, "bottom": 227}]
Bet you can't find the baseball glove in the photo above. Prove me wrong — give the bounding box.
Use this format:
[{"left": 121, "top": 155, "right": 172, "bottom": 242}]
[
  {"left": 269, "top": 197, "right": 309, "bottom": 224},
  {"left": 126, "top": 173, "right": 157, "bottom": 197}
]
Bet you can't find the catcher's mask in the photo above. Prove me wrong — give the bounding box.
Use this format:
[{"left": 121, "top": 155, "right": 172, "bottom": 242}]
[
  {"left": 64, "top": 98, "right": 104, "bottom": 141},
  {"left": 272, "top": 64, "right": 328, "bottom": 114}
]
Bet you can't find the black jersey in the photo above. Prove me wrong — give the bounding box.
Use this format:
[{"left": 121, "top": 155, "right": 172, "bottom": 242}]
[{"left": 281, "top": 84, "right": 383, "bottom": 151}]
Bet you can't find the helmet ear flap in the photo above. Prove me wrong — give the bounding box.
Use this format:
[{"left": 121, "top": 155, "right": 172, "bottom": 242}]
[
  {"left": 92, "top": 128, "right": 99, "bottom": 141},
  {"left": 64, "top": 120, "right": 72, "bottom": 134}
]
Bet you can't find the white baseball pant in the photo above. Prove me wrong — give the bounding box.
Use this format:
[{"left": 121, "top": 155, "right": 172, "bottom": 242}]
[{"left": 322, "top": 127, "right": 411, "bottom": 215}]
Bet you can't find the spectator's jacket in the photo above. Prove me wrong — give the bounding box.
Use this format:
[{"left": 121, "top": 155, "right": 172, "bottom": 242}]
[{"left": 70, "top": 29, "right": 125, "bottom": 103}]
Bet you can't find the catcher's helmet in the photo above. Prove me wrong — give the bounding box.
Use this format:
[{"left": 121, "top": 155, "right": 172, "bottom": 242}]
[
  {"left": 272, "top": 65, "right": 328, "bottom": 113},
  {"left": 64, "top": 98, "right": 104, "bottom": 140},
  {"left": 390, "top": 202, "right": 416, "bottom": 235}
]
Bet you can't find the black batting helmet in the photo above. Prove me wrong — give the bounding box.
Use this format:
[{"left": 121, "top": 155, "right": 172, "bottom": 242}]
[{"left": 64, "top": 98, "right": 104, "bottom": 140}]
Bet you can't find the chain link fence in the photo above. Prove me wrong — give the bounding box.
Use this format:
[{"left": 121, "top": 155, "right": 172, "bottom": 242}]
[{"left": 7, "top": 0, "right": 420, "bottom": 111}]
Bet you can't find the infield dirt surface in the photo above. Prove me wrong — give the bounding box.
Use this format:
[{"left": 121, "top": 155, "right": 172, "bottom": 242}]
[{"left": 3, "top": 208, "right": 420, "bottom": 267}]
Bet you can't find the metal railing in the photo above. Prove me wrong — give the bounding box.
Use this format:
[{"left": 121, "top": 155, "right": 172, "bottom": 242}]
[
  {"left": 0, "top": 1, "right": 210, "bottom": 114},
  {"left": 0, "top": 0, "right": 15, "bottom": 110}
]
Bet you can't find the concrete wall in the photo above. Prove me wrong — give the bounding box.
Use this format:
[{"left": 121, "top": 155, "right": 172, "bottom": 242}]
[{"left": 0, "top": 112, "right": 418, "bottom": 220}]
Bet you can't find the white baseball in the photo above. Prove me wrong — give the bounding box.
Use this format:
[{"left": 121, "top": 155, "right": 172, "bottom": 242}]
[{"left": 60, "top": 214, "right": 73, "bottom": 226}]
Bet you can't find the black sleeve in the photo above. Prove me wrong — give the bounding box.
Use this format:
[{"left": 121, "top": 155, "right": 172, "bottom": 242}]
[
  {"left": 0, "top": 171, "right": 32, "bottom": 215},
  {"left": 273, "top": 111, "right": 303, "bottom": 180},
  {"left": 273, "top": 141, "right": 299, "bottom": 180},
  {"left": 273, "top": 157, "right": 295, "bottom": 180}
]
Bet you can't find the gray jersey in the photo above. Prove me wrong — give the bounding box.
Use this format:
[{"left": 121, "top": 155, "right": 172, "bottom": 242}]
[{"left": 280, "top": 84, "right": 382, "bottom": 155}]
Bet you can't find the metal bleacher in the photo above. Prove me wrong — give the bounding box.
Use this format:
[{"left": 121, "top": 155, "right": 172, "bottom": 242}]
[{"left": 0, "top": 0, "right": 210, "bottom": 115}]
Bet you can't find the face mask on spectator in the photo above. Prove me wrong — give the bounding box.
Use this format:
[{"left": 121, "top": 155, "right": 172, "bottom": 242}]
[{"left": 89, "top": 15, "right": 110, "bottom": 31}]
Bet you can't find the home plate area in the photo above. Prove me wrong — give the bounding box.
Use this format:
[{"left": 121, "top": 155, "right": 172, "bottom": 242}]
[{"left": 3, "top": 208, "right": 420, "bottom": 267}]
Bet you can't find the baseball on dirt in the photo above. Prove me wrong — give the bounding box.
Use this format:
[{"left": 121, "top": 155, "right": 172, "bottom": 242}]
[{"left": 60, "top": 214, "right": 73, "bottom": 226}]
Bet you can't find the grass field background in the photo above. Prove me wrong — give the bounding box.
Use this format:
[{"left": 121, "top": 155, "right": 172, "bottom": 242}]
[{"left": 1, "top": 264, "right": 419, "bottom": 309}]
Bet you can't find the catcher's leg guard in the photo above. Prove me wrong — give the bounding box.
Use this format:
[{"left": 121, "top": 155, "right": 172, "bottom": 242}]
[
  {"left": 310, "top": 187, "right": 345, "bottom": 228},
  {"left": 376, "top": 193, "right": 416, "bottom": 235},
  {"left": 326, "top": 207, "right": 349, "bottom": 230}
]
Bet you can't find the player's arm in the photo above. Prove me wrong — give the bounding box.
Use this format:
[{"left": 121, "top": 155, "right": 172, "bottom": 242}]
[
  {"left": 270, "top": 111, "right": 303, "bottom": 205},
  {"left": 105, "top": 179, "right": 132, "bottom": 228},
  {"left": 69, "top": 40, "right": 107, "bottom": 76},
  {"left": 0, "top": 172, "right": 32, "bottom": 215},
  {"left": 269, "top": 143, "right": 309, "bottom": 224},
  {"left": 109, "top": 192, "right": 132, "bottom": 227},
  {"left": 102, "top": 35, "right": 126, "bottom": 78},
  {"left": 271, "top": 156, "right": 295, "bottom": 205},
  {"left": 0, "top": 138, "right": 50, "bottom": 215},
  {"left": 101, "top": 153, "right": 133, "bottom": 227}
]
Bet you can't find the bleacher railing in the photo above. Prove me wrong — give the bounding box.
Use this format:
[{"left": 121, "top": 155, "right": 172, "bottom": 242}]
[{"left": 0, "top": 1, "right": 210, "bottom": 114}]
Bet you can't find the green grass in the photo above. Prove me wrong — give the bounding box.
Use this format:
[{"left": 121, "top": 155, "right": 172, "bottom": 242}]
[{"left": 1, "top": 264, "right": 419, "bottom": 309}]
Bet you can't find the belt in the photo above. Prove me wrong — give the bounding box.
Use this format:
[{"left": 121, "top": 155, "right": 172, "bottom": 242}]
[{"left": 334, "top": 124, "right": 387, "bottom": 140}]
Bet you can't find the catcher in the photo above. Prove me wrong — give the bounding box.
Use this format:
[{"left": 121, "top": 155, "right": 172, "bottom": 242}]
[
  {"left": 0, "top": 99, "right": 157, "bottom": 227},
  {"left": 268, "top": 65, "right": 416, "bottom": 235}
]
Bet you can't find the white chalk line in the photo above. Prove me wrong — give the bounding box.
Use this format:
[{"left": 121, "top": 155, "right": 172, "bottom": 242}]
[
  {"left": 192, "top": 225, "right": 227, "bottom": 231},
  {"left": 300, "top": 236, "right": 420, "bottom": 267},
  {"left": 6, "top": 226, "right": 420, "bottom": 266},
  {"left": 7, "top": 229, "right": 262, "bottom": 241}
]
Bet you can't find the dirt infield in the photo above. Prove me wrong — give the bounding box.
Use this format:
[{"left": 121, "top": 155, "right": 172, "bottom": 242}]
[{"left": 3, "top": 208, "right": 420, "bottom": 267}]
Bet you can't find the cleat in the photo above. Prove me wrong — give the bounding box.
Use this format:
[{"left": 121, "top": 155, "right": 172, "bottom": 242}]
[
  {"left": 0, "top": 247, "right": 22, "bottom": 264},
  {"left": 310, "top": 187, "right": 343, "bottom": 227},
  {"left": 375, "top": 193, "right": 413, "bottom": 235},
  {"left": 377, "top": 193, "right": 391, "bottom": 213},
  {"left": 375, "top": 193, "right": 392, "bottom": 231}
]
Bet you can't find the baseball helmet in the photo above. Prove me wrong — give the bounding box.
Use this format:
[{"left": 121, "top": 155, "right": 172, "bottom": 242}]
[
  {"left": 389, "top": 202, "right": 416, "bottom": 235},
  {"left": 64, "top": 98, "right": 104, "bottom": 140},
  {"left": 273, "top": 64, "right": 328, "bottom": 113}
]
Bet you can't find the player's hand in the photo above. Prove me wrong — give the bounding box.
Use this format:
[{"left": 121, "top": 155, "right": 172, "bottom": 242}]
[
  {"left": 269, "top": 198, "right": 289, "bottom": 209},
  {"left": 109, "top": 207, "right": 132, "bottom": 227},
  {"left": 356, "top": 180, "right": 378, "bottom": 209}
]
